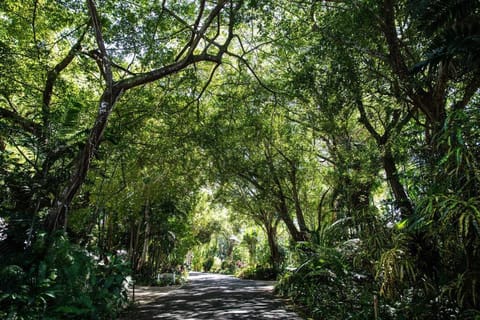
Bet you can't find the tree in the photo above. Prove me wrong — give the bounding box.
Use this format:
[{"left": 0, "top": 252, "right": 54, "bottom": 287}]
[
  {"left": 292, "top": 0, "right": 480, "bottom": 313},
  {"left": 46, "top": 0, "right": 242, "bottom": 231},
  {"left": 0, "top": 2, "right": 245, "bottom": 317}
]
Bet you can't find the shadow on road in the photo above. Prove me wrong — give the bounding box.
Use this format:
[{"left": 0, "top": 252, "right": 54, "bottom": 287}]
[{"left": 123, "top": 272, "right": 303, "bottom": 319}]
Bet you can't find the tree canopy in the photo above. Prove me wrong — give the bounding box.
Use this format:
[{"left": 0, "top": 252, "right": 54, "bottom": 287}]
[{"left": 1, "top": 0, "right": 480, "bottom": 319}]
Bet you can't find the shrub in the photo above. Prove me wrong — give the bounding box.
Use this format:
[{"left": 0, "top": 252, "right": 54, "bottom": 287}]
[
  {"left": 0, "top": 233, "right": 130, "bottom": 319},
  {"left": 236, "top": 265, "right": 277, "bottom": 280},
  {"left": 202, "top": 257, "right": 214, "bottom": 272},
  {"left": 275, "top": 263, "right": 376, "bottom": 320},
  {"left": 220, "top": 260, "right": 236, "bottom": 274}
]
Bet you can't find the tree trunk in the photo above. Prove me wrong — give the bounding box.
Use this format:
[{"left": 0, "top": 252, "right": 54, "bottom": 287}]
[
  {"left": 265, "top": 221, "right": 281, "bottom": 272},
  {"left": 133, "top": 215, "right": 143, "bottom": 271},
  {"left": 137, "top": 200, "right": 151, "bottom": 271},
  {"left": 382, "top": 145, "right": 414, "bottom": 218},
  {"left": 129, "top": 219, "right": 135, "bottom": 265},
  {"left": 290, "top": 163, "right": 309, "bottom": 235},
  {"left": 276, "top": 198, "right": 306, "bottom": 242},
  {"left": 45, "top": 88, "right": 122, "bottom": 232}
]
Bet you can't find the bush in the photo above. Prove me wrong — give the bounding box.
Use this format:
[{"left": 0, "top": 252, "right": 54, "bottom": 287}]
[
  {"left": 220, "top": 260, "right": 236, "bottom": 274},
  {"left": 0, "top": 233, "right": 130, "bottom": 319},
  {"left": 275, "top": 263, "right": 375, "bottom": 320},
  {"left": 202, "top": 257, "right": 214, "bottom": 272},
  {"left": 236, "top": 265, "right": 277, "bottom": 280},
  {"left": 275, "top": 239, "right": 378, "bottom": 320}
]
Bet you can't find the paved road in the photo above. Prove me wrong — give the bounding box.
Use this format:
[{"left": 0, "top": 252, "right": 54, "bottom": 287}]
[{"left": 123, "top": 272, "right": 303, "bottom": 319}]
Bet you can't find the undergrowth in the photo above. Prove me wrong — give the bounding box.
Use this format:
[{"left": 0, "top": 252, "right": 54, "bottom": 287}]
[{"left": 0, "top": 232, "right": 130, "bottom": 319}]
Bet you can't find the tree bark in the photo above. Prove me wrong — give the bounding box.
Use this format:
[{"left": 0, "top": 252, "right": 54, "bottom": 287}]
[
  {"left": 138, "top": 200, "right": 151, "bottom": 271},
  {"left": 275, "top": 198, "right": 306, "bottom": 242},
  {"left": 45, "top": 88, "right": 122, "bottom": 231},
  {"left": 289, "top": 162, "right": 309, "bottom": 235},
  {"left": 382, "top": 145, "right": 414, "bottom": 218},
  {"left": 265, "top": 220, "right": 281, "bottom": 272},
  {"left": 356, "top": 97, "right": 414, "bottom": 219},
  {"left": 380, "top": 0, "right": 448, "bottom": 149},
  {"left": 264, "top": 142, "right": 307, "bottom": 242}
]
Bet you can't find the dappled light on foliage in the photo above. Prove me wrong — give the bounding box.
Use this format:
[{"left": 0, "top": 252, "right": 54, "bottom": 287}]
[{"left": 1, "top": 0, "right": 480, "bottom": 319}]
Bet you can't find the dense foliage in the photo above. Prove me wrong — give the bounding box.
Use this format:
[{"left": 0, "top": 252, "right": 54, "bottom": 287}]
[
  {"left": 1, "top": 0, "right": 242, "bottom": 318},
  {"left": 1, "top": 0, "right": 479, "bottom": 319},
  {"left": 0, "top": 233, "right": 129, "bottom": 319}
]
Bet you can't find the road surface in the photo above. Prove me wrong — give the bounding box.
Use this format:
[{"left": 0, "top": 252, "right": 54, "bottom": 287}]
[{"left": 121, "top": 272, "right": 303, "bottom": 319}]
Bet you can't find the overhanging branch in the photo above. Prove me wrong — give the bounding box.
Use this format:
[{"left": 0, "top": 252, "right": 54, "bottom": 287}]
[
  {"left": 0, "top": 105, "right": 41, "bottom": 136},
  {"left": 87, "top": 0, "right": 113, "bottom": 87},
  {"left": 116, "top": 53, "right": 221, "bottom": 91}
]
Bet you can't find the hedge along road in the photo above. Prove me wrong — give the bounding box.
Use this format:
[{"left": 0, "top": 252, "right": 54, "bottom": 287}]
[{"left": 121, "top": 272, "right": 304, "bottom": 319}]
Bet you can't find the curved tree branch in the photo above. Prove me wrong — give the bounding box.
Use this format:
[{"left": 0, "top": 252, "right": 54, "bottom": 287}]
[
  {"left": 46, "top": 0, "right": 242, "bottom": 232},
  {"left": 42, "top": 28, "right": 88, "bottom": 131},
  {"left": 0, "top": 106, "right": 41, "bottom": 136},
  {"left": 87, "top": 0, "right": 112, "bottom": 88}
]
